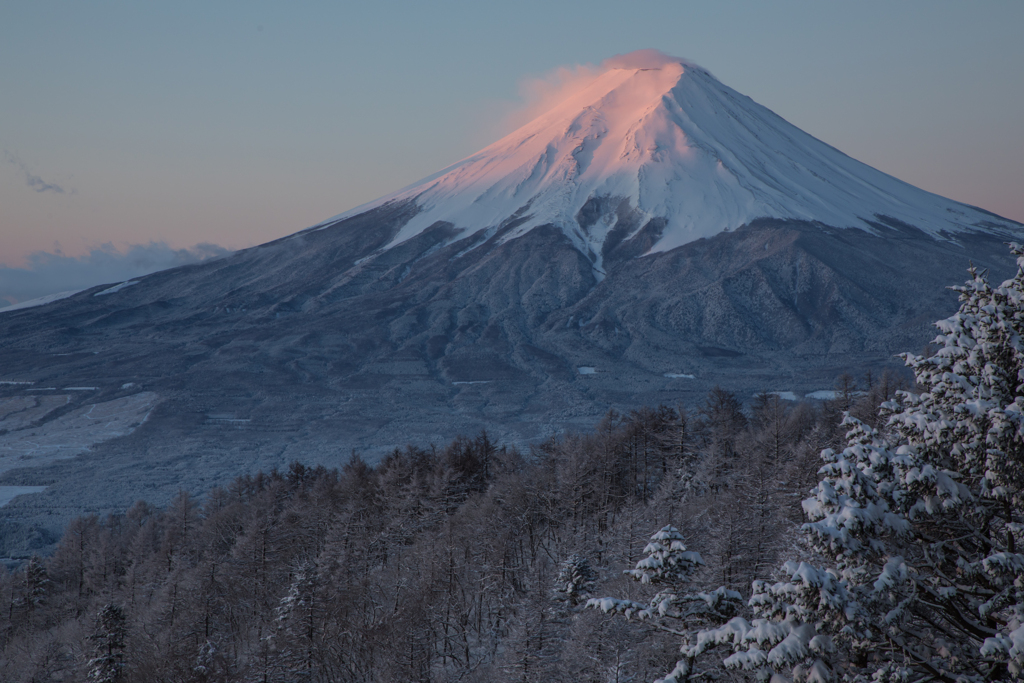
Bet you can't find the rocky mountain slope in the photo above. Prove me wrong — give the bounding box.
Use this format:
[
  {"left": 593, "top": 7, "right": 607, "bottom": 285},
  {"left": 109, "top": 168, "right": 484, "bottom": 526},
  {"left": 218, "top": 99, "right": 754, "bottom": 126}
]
[{"left": 0, "top": 51, "right": 1020, "bottom": 556}]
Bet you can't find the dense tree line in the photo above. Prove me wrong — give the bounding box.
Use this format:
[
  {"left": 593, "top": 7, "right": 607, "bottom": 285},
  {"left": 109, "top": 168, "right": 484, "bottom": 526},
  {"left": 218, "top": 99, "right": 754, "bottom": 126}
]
[{"left": 0, "top": 378, "right": 902, "bottom": 682}]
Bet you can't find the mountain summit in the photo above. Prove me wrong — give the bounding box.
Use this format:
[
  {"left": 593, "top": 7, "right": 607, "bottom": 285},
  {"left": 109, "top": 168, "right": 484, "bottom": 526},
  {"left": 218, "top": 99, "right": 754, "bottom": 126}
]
[
  {"left": 320, "top": 51, "right": 1016, "bottom": 277},
  {"left": 0, "top": 51, "right": 1021, "bottom": 555}
]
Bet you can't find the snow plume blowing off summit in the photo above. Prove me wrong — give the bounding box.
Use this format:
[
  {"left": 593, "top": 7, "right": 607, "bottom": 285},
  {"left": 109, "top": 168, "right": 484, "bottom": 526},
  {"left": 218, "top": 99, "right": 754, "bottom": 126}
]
[
  {"left": 507, "top": 49, "right": 693, "bottom": 128},
  {"left": 316, "top": 49, "right": 1019, "bottom": 278}
]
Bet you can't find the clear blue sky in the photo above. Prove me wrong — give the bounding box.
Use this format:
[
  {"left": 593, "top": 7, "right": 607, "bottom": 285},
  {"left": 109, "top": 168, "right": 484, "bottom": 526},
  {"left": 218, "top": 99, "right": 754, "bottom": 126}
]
[{"left": 2, "top": 0, "right": 1022, "bottom": 275}]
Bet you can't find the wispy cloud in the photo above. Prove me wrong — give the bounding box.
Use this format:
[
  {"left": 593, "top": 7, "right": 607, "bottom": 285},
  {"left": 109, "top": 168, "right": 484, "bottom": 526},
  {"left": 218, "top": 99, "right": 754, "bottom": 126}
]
[
  {"left": 501, "top": 49, "right": 690, "bottom": 133},
  {"left": 3, "top": 151, "right": 73, "bottom": 194},
  {"left": 0, "top": 242, "right": 232, "bottom": 307}
]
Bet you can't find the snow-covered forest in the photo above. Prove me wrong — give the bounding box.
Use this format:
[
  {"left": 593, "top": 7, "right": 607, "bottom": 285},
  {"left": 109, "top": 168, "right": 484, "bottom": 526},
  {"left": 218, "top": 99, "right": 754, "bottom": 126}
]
[
  {"left": 0, "top": 381, "right": 884, "bottom": 681},
  {"left": 5, "top": 249, "right": 1024, "bottom": 682}
]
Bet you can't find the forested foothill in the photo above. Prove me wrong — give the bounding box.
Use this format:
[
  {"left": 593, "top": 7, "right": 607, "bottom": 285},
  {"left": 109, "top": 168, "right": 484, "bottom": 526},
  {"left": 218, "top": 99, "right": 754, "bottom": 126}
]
[
  {"left": 0, "top": 375, "right": 895, "bottom": 682},
  {"left": 5, "top": 248, "right": 1024, "bottom": 683}
]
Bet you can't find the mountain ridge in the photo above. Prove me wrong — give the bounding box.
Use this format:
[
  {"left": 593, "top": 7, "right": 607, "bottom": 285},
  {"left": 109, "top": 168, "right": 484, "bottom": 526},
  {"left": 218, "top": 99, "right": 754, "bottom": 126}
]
[
  {"left": 311, "top": 53, "right": 1019, "bottom": 278},
  {"left": 0, "top": 51, "right": 1022, "bottom": 556}
]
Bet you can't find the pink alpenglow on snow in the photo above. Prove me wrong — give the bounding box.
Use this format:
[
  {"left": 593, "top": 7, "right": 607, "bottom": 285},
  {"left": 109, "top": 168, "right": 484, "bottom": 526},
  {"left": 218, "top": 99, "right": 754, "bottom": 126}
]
[{"left": 315, "top": 50, "right": 1019, "bottom": 277}]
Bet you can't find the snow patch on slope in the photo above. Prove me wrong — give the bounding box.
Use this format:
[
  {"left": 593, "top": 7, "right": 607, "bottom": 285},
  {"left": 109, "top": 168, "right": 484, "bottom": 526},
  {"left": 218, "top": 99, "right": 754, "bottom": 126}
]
[
  {"left": 95, "top": 280, "right": 140, "bottom": 296},
  {"left": 0, "top": 289, "right": 82, "bottom": 313}
]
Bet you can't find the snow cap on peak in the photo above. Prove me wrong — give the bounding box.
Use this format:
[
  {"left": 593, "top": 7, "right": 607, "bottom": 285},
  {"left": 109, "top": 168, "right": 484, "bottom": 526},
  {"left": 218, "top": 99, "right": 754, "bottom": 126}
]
[{"left": 315, "top": 50, "right": 1020, "bottom": 264}]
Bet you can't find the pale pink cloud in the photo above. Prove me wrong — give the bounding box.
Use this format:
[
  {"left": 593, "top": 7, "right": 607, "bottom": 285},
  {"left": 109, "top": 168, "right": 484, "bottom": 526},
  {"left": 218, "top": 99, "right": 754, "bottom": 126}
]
[{"left": 501, "top": 49, "right": 692, "bottom": 132}]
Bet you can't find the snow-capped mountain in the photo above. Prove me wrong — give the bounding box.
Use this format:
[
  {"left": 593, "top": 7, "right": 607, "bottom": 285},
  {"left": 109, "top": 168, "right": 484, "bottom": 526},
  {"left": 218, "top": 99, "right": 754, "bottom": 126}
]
[
  {"left": 318, "top": 52, "right": 1015, "bottom": 276},
  {"left": 0, "top": 51, "right": 1021, "bottom": 555}
]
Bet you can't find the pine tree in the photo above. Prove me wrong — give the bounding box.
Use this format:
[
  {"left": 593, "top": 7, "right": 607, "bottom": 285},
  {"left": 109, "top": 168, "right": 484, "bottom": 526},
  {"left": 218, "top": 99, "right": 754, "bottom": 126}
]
[
  {"left": 695, "top": 247, "right": 1024, "bottom": 682},
  {"left": 591, "top": 247, "right": 1024, "bottom": 683},
  {"left": 87, "top": 603, "right": 127, "bottom": 683},
  {"left": 269, "top": 560, "right": 321, "bottom": 681},
  {"left": 23, "top": 555, "right": 50, "bottom": 610},
  {"left": 588, "top": 526, "right": 742, "bottom": 681},
  {"left": 555, "top": 554, "right": 598, "bottom": 607}
]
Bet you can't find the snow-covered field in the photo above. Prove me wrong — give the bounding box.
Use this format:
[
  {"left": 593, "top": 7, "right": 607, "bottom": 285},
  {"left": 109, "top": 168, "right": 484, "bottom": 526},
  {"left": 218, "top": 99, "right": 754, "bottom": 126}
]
[
  {"left": 0, "top": 486, "right": 47, "bottom": 507},
  {"left": 758, "top": 390, "right": 846, "bottom": 401},
  {"left": 0, "top": 392, "right": 159, "bottom": 477},
  {"left": 804, "top": 390, "right": 840, "bottom": 400}
]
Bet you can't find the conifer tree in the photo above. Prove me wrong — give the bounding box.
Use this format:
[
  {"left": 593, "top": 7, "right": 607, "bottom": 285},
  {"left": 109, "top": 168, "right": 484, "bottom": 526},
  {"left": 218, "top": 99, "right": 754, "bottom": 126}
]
[
  {"left": 592, "top": 247, "right": 1024, "bottom": 682},
  {"left": 588, "top": 526, "right": 742, "bottom": 681},
  {"left": 556, "top": 554, "right": 598, "bottom": 607},
  {"left": 22, "top": 556, "right": 50, "bottom": 610},
  {"left": 699, "top": 248, "right": 1024, "bottom": 682},
  {"left": 270, "top": 560, "right": 321, "bottom": 680},
  {"left": 87, "top": 603, "right": 127, "bottom": 683}
]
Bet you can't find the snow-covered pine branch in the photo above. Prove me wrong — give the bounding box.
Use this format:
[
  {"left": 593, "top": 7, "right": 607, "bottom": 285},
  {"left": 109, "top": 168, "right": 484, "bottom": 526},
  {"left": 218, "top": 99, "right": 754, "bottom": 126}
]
[
  {"left": 587, "top": 526, "right": 742, "bottom": 681},
  {"left": 744, "top": 245, "right": 1024, "bottom": 682},
  {"left": 591, "top": 245, "right": 1024, "bottom": 683}
]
